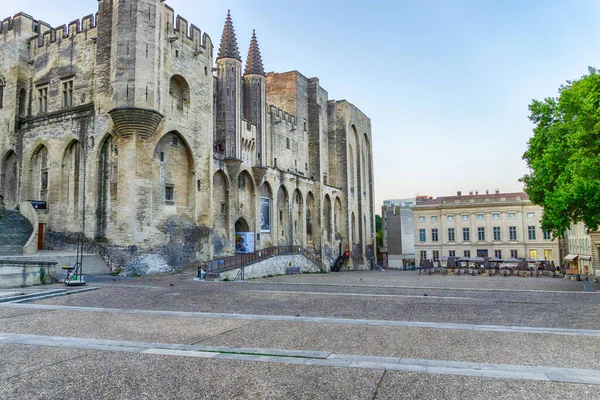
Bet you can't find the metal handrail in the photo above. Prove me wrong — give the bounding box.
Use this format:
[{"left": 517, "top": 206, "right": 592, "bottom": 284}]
[{"left": 196, "top": 246, "right": 326, "bottom": 277}]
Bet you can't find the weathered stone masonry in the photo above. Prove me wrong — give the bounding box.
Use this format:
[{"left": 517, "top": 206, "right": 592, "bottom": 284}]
[{"left": 0, "top": 0, "right": 375, "bottom": 270}]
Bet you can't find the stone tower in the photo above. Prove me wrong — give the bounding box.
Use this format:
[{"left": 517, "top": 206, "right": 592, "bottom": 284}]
[
  {"left": 97, "top": 0, "right": 164, "bottom": 243},
  {"left": 216, "top": 11, "right": 242, "bottom": 160},
  {"left": 243, "top": 30, "right": 267, "bottom": 166}
]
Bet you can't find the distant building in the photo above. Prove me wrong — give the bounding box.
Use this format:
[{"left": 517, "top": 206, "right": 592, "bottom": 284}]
[
  {"left": 565, "top": 222, "right": 596, "bottom": 276},
  {"left": 412, "top": 190, "right": 560, "bottom": 265},
  {"left": 381, "top": 198, "right": 417, "bottom": 269}
]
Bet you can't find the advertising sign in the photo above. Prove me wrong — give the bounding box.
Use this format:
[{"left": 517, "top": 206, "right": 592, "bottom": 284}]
[
  {"left": 235, "top": 232, "right": 255, "bottom": 254},
  {"left": 260, "top": 197, "right": 270, "bottom": 232}
]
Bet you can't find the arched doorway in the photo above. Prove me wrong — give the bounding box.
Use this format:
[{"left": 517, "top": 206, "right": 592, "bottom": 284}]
[{"left": 235, "top": 217, "right": 250, "bottom": 232}]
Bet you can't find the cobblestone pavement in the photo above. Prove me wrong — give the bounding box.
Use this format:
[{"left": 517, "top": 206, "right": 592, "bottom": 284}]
[{"left": 1, "top": 270, "right": 599, "bottom": 399}]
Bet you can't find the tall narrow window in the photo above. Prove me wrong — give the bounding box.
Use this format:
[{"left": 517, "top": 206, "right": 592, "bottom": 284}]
[
  {"left": 509, "top": 226, "right": 517, "bottom": 240},
  {"left": 165, "top": 184, "right": 174, "bottom": 203},
  {"left": 448, "top": 228, "right": 455, "bottom": 242},
  {"left": 0, "top": 78, "right": 5, "bottom": 109},
  {"left": 431, "top": 228, "right": 438, "bottom": 242},
  {"left": 38, "top": 87, "right": 48, "bottom": 113},
  {"left": 528, "top": 226, "right": 536, "bottom": 240},
  {"left": 19, "top": 88, "right": 26, "bottom": 116},
  {"left": 493, "top": 226, "right": 501, "bottom": 241},
  {"left": 478, "top": 227, "right": 485, "bottom": 241},
  {"left": 419, "top": 229, "right": 426, "bottom": 242},
  {"left": 62, "top": 80, "right": 73, "bottom": 107},
  {"left": 463, "top": 227, "right": 470, "bottom": 241}
]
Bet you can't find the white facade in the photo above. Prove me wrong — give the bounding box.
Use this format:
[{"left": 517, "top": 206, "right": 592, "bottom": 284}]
[{"left": 413, "top": 192, "right": 560, "bottom": 265}]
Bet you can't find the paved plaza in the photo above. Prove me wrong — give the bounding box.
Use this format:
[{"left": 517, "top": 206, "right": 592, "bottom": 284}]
[{"left": 1, "top": 270, "right": 600, "bottom": 399}]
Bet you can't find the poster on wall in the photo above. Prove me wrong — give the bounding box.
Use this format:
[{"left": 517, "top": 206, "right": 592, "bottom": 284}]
[
  {"left": 260, "top": 197, "right": 270, "bottom": 232},
  {"left": 235, "top": 232, "right": 255, "bottom": 254}
]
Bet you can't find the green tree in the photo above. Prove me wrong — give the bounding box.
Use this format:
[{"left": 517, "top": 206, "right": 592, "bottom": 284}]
[
  {"left": 375, "top": 214, "right": 383, "bottom": 247},
  {"left": 521, "top": 67, "right": 600, "bottom": 236}
]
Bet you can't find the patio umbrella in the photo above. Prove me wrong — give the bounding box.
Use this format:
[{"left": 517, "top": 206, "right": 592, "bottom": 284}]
[{"left": 483, "top": 257, "right": 490, "bottom": 269}]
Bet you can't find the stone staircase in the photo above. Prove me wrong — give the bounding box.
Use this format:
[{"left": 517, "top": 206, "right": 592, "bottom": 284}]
[{"left": 0, "top": 210, "right": 33, "bottom": 256}]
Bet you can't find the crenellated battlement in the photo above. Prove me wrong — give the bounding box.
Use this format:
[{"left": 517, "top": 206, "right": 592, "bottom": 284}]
[
  {"left": 0, "top": 12, "right": 40, "bottom": 37},
  {"left": 33, "top": 14, "right": 96, "bottom": 48},
  {"left": 268, "top": 105, "right": 297, "bottom": 127},
  {"left": 162, "top": 3, "right": 213, "bottom": 57},
  {"left": 0, "top": 10, "right": 98, "bottom": 51}
]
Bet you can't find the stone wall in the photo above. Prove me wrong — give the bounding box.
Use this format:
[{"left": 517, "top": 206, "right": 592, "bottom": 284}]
[
  {"left": 219, "top": 254, "right": 321, "bottom": 280},
  {"left": 0, "top": 260, "right": 57, "bottom": 288}
]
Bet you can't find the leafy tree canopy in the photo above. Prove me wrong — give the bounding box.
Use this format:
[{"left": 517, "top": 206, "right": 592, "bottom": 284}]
[
  {"left": 521, "top": 67, "right": 600, "bottom": 236},
  {"left": 375, "top": 214, "right": 383, "bottom": 247}
]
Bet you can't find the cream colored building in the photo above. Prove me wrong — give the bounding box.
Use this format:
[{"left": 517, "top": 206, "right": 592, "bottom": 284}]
[
  {"left": 413, "top": 191, "right": 560, "bottom": 265},
  {"left": 565, "top": 222, "right": 597, "bottom": 276}
]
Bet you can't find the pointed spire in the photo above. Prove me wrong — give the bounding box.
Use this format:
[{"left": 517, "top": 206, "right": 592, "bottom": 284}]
[
  {"left": 217, "top": 10, "right": 241, "bottom": 61},
  {"left": 244, "top": 29, "right": 265, "bottom": 76}
]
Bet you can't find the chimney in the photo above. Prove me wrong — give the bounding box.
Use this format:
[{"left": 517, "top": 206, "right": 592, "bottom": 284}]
[
  {"left": 457, "top": 191, "right": 461, "bottom": 196},
  {"left": 469, "top": 190, "right": 473, "bottom": 195},
  {"left": 475, "top": 190, "right": 479, "bottom": 195},
  {"left": 495, "top": 189, "right": 500, "bottom": 195},
  {"left": 486, "top": 189, "right": 489, "bottom": 195}
]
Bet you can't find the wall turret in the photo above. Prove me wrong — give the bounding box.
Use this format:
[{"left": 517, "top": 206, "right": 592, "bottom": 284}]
[
  {"left": 243, "top": 30, "right": 267, "bottom": 166},
  {"left": 215, "top": 10, "right": 242, "bottom": 160}
]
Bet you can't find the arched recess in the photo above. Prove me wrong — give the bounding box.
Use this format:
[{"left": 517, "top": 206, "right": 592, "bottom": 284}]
[
  {"left": 29, "top": 145, "right": 49, "bottom": 203},
  {"left": 259, "top": 182, "right": 273, "bottom": 244},
  {"left": 212, "top": 170, "right": 229, "bottom": 242},
  {"left": 97, "top": 135, "right": 117, "bottom": 238},
  {"left": 351, "top": 212, "right": 357, "bottom": 244},
  {"left": 170, "top": 75, "right": 190, "bottom": 110},
  {"left": 292, "top": 189, "right": 303, "bottom": 245},
  {"left": 0, "top": 77, "right": 5, "bottom": 109},
  {"left": 363, "top": 133, "right": 374, "bottom": 235},
  {"left": 237, "top": 170, "right": 255, "bottom": 229},
  {"left": 1, "top": 151, "right": 19, "bottom": 209},
  {"left": 60, "top": 140, "right": 83, "bottom": 231},
  {"left": 348, "top": 144, "right": 355, "bottom": 193},
  {"left": 152, "top": 132, "right": 194, "bottom": 215},
  {"left": 306, "top": 191, "right": 315, "bottom": 245},
  {"left": 276, "top": 185, "right": 289, "bottom": 246},
  {"left": 323, "top": 194, "right": 332, "bottom": 243},
  {"left": 235, "top": 217, "right": 250, "bottom": 232},
  {"left": 334, "top": 197, "right": 343, "bottom": 236}
]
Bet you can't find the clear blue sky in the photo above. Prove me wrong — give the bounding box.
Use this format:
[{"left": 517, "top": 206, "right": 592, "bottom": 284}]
[{"left": 4, "top": 0, "right": 600, "bottom": 209}]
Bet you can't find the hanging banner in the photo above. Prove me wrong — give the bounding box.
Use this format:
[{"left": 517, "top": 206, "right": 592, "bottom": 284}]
[{"left": 235, "top": 232, "right": 255, "bottom": 254}]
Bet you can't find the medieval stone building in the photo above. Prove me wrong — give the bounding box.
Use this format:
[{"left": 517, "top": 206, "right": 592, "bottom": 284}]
[{"left": 0, "top": 0, "right": 375, "bottom": 270}]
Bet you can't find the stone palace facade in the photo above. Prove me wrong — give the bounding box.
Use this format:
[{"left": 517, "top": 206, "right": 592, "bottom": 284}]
[{"left": 0, "top": 0, "right": 375, "bottom": 269}]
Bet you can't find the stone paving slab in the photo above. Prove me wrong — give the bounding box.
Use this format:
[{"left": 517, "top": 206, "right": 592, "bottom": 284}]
[
  {"left": 2, "top": 333, "right": 600, "bottom": 386},
  {"left": 0, "top": 343, "right": 92, "bottom": 380},
  {"left": 0, "top": 347, "right": 383, "bottom": 400},
  {"left": 26, "top": 282, "right": 600, "bottom": 329},
  {"left": 0, "top": 309, "right": 254, "bottom": 344},
  {"left": 377, "top": 371, "right": 600, "bottom": 400},
  {"left": 197, "top": 320, "right": 600, "bottom": 369}
]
